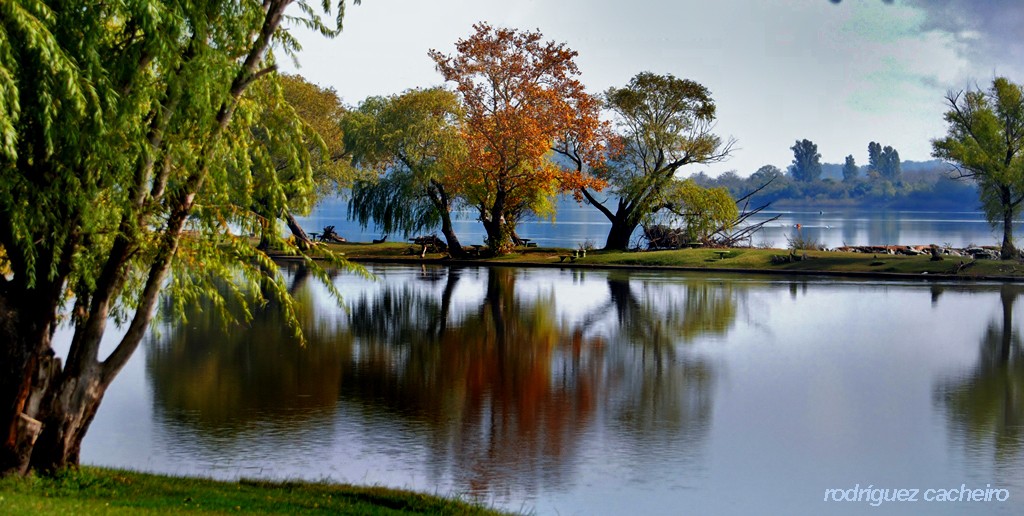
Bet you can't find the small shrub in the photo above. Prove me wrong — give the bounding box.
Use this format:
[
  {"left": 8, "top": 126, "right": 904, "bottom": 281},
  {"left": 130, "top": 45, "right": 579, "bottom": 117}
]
[{"left": 786, "top": 233, "right": 824, "bottom": 251}]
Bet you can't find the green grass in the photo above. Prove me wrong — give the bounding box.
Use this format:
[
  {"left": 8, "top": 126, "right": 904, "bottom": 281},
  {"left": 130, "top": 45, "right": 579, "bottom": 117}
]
[
  {"left": 318, "top": 242, "right": 1024, "bottom": 279},
  {"left": 0, "top": 467, "right": 508, "bottom": 515}
]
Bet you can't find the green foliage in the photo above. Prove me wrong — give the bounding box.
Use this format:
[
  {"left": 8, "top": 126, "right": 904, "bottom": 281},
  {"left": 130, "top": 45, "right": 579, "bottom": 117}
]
[
  {"left": 751, "top": 164, "right": 783, "bottom": 185},
  {"left": 868, "top": 141, "right": 882, "bottom": 175},
  {"left": 933, "top": 77, "right": 1024, "bottom": 258},
  {"left": 588, "top": 72, "right": 734, "bottom": 249},
  {"left": 348, "top": 171, "right": 441, "bottom": 236},
  {"left": 842, "top": 155, "right": 859, "bottom": 182},
  {"left": 789, "top": 139, "right": 822, "bottom": 182},
  {"left": 663, "top": 180, "right": 739, "bottom": 243},
  {"left": 879, "top": 145, "right": 901, "bottom": 181},
  {"left": 866, "top": 141, "right": 901, "bottom": 181},
  {"left": 343, "top": 88, "right": 465, "bottom": 238},
  {"left": 605, "top": 73, "right": 722, "bottom": 167},
  {"left": 278, "top": 73, "right": 352, "bottom": 205},
  {"left": 0, "top": 0, "right": 358, "bottom": 321}
]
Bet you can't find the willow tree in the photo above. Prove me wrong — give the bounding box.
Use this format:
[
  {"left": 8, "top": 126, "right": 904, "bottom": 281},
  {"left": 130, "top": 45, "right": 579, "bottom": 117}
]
[
  {"left": 933, "top": 77, "right": 1024, "bottom": 260},
  {"left": 430, "top": 23, "right": 605, "bottom": 254},
  {"left": 0, "top": 0, "right": 356, "bottom": 476},
  {"left": 579, "top": 72, "right": 734, "bottom": 250},
  {"left": 343, "top": 88, "right": 467, "bottom": 255},
  {"left": 251, "top": 74, "right": 352, "bottom": 250}
]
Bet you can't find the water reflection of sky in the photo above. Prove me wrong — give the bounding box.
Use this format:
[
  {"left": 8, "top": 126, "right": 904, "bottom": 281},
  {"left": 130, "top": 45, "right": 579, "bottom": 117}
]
[{"left": 69, "top": 266, "right": 1024, "bottom": 515}]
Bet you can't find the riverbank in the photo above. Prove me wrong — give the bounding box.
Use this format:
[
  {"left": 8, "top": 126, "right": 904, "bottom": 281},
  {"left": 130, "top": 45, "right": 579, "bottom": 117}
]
[
  {"left": 0, "top": 467, "right": 504, "bottom": 515},
  {"left": 313, "top": 242, "right": 1024, "bottom": 281}
]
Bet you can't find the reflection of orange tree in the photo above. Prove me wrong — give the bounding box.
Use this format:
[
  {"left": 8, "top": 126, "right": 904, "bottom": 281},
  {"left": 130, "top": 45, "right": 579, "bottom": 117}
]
[
  {"left": 146, "top": 269, "right": 351, "bottom": 429},
  {"left": 343, "top": 267, "right": 608, "bottom": 494},
  {"left": 343, "top": 268, "right": 730, "bottom": 493},
  {"left": 936, "top": 285, "right": 1024, "bottom": 463}
]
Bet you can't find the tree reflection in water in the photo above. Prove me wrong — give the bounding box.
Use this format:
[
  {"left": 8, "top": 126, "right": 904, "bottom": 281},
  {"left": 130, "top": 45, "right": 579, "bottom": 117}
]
[
  {"left": 936, "top": 284, "right": 1024, "bottom": 466},
  {"left": 343, "top": 268, "right": 736, "bottom": 494},
  {"left": 147, "top": 265, "right": 742, "bottom": 495},
  {"left": 146, "top": 262, "right": 351, "bottom": 431}
]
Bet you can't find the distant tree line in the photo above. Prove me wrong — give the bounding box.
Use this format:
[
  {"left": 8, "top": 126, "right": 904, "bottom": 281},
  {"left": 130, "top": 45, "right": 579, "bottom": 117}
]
[{"left": 692, "top": 144, "right": 977, "bottom": 210}]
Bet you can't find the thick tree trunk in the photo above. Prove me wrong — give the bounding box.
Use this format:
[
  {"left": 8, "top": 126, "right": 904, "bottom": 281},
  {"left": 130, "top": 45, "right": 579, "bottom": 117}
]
[
  {"left": 0, "top": 292, "right": 62, "bottom": 477},
  {"left": 439, "top": 211, "right": 463, "bottom": 257},
  {"left": 604, "top": 202, "right": 644, "bottom": 251},
  {"left": 0, "top": 339, "right": 43, "bottom": 477},
  {"left": 578, "top": 188, "right": 640, "bottom": 252},
  {"left": 27, "top": 360, "right": 107, "bottom": 473},
  {"left": 604, "top": 218, "right": 639, "bottom": 251}
]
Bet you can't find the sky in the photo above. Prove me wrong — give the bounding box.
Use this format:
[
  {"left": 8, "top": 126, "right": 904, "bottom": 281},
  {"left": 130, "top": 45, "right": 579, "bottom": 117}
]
[{"left": 279, "top": 0, "right": 1024, "bottom": 177}]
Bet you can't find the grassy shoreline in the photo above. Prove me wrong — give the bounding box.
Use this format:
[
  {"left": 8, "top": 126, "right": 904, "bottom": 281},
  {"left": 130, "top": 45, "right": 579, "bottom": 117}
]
[
  {"left": 305, "top": 242, "right": 1024, "bottom": 281},
  {"left": 0, "top": 467, "right": 506, "bottom": 515}
]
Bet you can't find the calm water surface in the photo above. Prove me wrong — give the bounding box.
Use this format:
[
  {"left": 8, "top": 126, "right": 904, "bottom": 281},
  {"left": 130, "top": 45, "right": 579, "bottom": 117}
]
[
  {"left": 65, "top": 265, "right": 1024, "bottom": 515},
  {"left": 295, "top": 196, "right": 1018, "bottom": 249}
]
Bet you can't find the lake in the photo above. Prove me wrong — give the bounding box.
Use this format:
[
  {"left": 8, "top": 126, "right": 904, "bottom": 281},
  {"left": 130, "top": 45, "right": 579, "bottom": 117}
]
[
  {"left": 61, "top": 264, "right": 1024, "bottom": 515},
  {"left": 295, "top": 196, "right": 1018, "bottom": 250}
]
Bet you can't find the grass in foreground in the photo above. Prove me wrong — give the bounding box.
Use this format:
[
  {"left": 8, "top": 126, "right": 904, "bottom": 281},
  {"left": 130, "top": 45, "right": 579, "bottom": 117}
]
[
  {"left": 323, "top": 242, "right": 1024, "bottom": 279},
  {"left": 0, "top": 467, "right": 507, "bottom": 515}
]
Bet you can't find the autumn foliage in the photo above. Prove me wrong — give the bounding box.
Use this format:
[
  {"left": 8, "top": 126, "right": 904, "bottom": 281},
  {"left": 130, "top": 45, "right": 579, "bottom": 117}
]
[{"left": 430, "top": 23, "right": 606, "bottom": 253}]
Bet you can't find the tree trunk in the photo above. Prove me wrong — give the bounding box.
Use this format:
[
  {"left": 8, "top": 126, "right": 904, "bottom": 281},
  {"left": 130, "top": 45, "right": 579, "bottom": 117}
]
[
  {"left": 604, "top": 202, "right": 643, "bottom": 251},
  {"left": 27, "top": 361, "right": 107, "bottom": 473},
  {"left": 481, "top": 190, "right": 511, "bottom": 254},
  {"left": 428, "top": 181, "right": 463, "bottom": 257},
  {"left": 578, "top": 188, "right": 639, "bottom": 252},
  {"left": 439, "top": 211, "right": 463, "bottom": 257},
  {"left": 0, "top": 292, "right": 62, "bottom": 477},
  {"left": 257, "top": 217, "right": 272, "bottom": 251},
  {"left": 1002, "top": 204, "right": 1016, "bottom": 260},
  {"left": 284, "top": 209, "right": 314, "bottom": 250},
  {"left": 604, "top": 218, "right": 639, "bottom": 251}
]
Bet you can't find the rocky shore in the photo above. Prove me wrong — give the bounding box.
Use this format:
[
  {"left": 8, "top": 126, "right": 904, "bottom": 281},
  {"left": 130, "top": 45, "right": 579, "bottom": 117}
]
[{"left": 832, "top": 245, "right": 1002, "bottom": 260}]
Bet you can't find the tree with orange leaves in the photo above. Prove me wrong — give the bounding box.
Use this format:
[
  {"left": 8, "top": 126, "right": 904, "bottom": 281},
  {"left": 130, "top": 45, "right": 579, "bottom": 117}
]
[{"left": 430, "top": 23, "right": 606, "bottom": 254}]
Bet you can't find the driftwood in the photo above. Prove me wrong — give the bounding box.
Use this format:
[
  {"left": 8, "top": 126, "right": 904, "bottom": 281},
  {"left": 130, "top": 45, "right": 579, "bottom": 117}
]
[
  {"left": 410, "top": 235, "right": 447, "bottom": 253},
  {"left": 643, "top": 224, "right": 691, "bottom": 250},
  {"left": 321, "top": 225, "right": 346, "bottom": 243}
]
